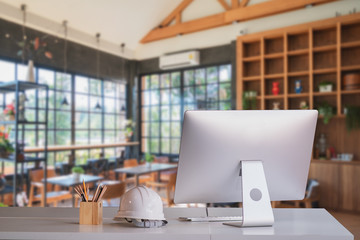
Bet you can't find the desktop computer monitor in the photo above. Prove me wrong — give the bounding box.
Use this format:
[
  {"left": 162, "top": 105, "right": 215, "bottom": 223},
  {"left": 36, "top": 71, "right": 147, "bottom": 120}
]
[{"left": 174, "top": 110, "right": 317, "bottom": 210}]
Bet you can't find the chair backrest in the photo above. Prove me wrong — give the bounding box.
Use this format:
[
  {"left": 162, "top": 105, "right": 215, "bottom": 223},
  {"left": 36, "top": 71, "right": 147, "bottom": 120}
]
[
  {"left": 123, "top": 159, "right": 138, "bottom": 168},
  {"left": 168, "top": 173, "right": 177, "bottom": 188},
  {"left": 101, "top": 182, "right": 126, "bottom": 200},
  {"left": 29, "top": 169, "right": 57, "bottom": 191},
  {"left": 306, "top": 179, "right": 320, "bottom": 198},
  {"left": 87, "top": 158, "right": 109, "bottom": 176}
]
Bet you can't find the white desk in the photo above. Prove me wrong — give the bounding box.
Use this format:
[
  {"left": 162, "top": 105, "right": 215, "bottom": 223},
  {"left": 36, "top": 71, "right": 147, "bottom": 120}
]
[{"left": 0, "top": 207, "right": 353, "bottom": 240}]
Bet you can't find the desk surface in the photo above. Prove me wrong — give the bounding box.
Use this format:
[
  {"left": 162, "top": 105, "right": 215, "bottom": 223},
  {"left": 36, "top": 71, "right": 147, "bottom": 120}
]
[{"left": 0, "top": 207, "right": 353, "bottom": 240}]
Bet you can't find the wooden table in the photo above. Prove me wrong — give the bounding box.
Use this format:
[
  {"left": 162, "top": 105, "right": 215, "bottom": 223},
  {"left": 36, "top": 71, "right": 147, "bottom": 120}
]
[
  {"left": 46, "top": 174, "right": 103, "bottom": 206},
  {"left": 114, "top": 163, "right": 177, "bottom": 186}
]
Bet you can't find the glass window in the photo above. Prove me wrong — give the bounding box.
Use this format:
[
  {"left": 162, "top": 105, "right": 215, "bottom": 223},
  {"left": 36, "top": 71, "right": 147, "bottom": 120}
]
[{"left": 140, "top": 64, "right": 232, "bottom": 156}]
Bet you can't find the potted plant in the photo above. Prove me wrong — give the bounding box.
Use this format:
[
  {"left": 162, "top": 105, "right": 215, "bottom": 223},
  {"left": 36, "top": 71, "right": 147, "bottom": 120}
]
[
  {"left": 3, "top": 103, "right": 15, "bottom": 121},
  {"left": 145, "top": 153, "right": 155, "bottom": 168},
  {"left": 318, "top": 81, "right": 333, "bottom": 92},
  {"left": 242, "top": 91, "right": 257, "bottom": 110},
  {"left": 345, "top": 106, "right": 360, "bottom": 131},
  {"left": 71, "top": 166, "right": 85, "bottom": 180},
  {"left": 0, "top": 127, "right": 14, "bottom": 158},
  {"left": 318, "top": 102, "right": 334, "bottom": 124},
  {"left": 123, "top": 119, "right": 135, "bottom": 141}
]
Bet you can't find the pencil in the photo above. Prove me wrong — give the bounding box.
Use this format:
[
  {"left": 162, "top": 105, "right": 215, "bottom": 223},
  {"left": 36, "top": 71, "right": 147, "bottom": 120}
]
[{"left": 83, "top": 179, "right": 88, "bottom": 202}]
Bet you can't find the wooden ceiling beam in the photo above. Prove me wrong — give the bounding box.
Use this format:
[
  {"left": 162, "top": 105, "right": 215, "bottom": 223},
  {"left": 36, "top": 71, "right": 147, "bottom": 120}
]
[
  {"left": 160, "top": 0, "right": 193, "bottom": 27},
  {"left": 217, "top": 0, "right": 231, "bottom": 10},
  {"left": 141, "top": 0, "right": 336, "bottom": 43}
]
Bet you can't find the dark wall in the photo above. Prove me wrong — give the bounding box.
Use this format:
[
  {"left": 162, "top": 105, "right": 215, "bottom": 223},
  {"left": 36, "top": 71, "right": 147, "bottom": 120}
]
[{"left": 0, "top": 18, "right": 128, "bottom": 80}]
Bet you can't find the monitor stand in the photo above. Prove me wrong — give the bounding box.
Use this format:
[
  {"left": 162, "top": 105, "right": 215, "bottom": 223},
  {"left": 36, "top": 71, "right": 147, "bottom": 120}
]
[{"left": 224, "top": 160, "right": 274, "bottom": 227}]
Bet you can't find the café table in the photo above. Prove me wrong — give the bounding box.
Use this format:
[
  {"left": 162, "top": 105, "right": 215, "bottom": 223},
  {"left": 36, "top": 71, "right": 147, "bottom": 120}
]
[
  {"left": 114, "top": 163, "right": 177, "bottom": 186},
  {"left": 46, "top": 174, "right": 103, "bottom": 207}
]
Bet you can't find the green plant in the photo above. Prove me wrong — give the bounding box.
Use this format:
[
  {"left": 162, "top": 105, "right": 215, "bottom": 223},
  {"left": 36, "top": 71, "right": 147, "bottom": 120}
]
[
  {"left": 318, "top": 102, "right": 334, "bottom": 124},
  {"left": 0, "top": 202, "right": 8, "bottom": 207},
  {"left": 345, "top": 106, "right": 360, "bottom": 131},
  {"left": 71, "top": 166, "right": 85, "bottom": 174},
  {"left": 145, "top": 153, "right": 155, "bottom": 163},
  {"left": 318, "top": 81, "right": 333, "bottom": 87},
  {"left": 242, "top": 91, "right": 257, "bottom": 110},
  {"left": 0, "top": 126, "right": 14, "bottom": 156},
  {"left": 124, "top": 119, "right": 135, "bottom": 139}
]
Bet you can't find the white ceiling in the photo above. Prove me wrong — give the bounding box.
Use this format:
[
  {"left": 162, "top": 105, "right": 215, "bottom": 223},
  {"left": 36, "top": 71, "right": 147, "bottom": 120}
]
[{"left": 0, "top": 0, "right": 186, "bottom": 58}]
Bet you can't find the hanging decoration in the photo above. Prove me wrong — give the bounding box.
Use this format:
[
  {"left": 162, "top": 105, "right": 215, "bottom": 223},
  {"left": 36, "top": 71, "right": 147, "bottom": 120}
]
[
  {"left": 60, "top": 20, "right": 69, "bottom": 106},
  {"left": 94, "top": 33, "right": 102, "bottom": 110}
]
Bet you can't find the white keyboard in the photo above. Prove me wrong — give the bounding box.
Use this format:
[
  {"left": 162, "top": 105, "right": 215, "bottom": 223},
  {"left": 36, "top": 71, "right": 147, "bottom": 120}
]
[{"left": 179, "top": 216, "right": 243, "bottom": 222}]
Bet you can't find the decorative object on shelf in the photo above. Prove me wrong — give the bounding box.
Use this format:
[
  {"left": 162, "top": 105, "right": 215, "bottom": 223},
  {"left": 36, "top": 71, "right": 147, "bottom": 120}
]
[
  {"left": 272, "top": 102, "right": 280, "bottom": 110},
  {"left": 145, "top": 153, "right": 155, "bottom": 168},
  {"left": 299, "top": 101, "right": 309, "bottom": 109},
  {"left": 315, "top": 133, "right": 327, "bottom": 159},
  {"left": 337, "top": 153, "right": 354, "bottom": 162},
  {"left": 345, "top": 106, "right": 360, "bottom": 131},
  {"left": 0, "top": 126, "right": 14, "bottom": 158},
  {"left": 318, "top": 81, "right": 333, "bottom": 92},
  {"left": 60, "top": 20, "right": 69, "bottom": 106},
  {"left": 342, "top": 73, "right": 360, "bottom": 90},
  {"left": 242, "top": 91, "right": 257, "bottom": 110},
  {"left": 94, "top": 33, "right": 102, "bottom": 110},
  {"left": 18, "top": 4, "right": 52, "bottom": 82},
  {"left": 18, "top": 93, "right": 27, "bottom": 121},
  {"left": 295, "top": 79, "right": 302, "bottom": 94},
  {"left": 71, "top": 166, "right": 85, "bottom": 181},
  {"left": 123, "top": 119, "right": 134, "bottom": 141},
  {"left": 272, "top": 81, "right": 280, "bottom": 95},
  {"left": 3, "top": 103, "right": 15, "bottom": 121},
  {"left": 318, "top": 102, "right": 334, "bottom": 124}
]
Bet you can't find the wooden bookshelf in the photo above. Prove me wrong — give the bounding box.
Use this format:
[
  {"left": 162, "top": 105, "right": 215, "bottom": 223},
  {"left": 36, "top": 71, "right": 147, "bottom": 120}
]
[{"left": 237, "top": 13, "right": 360, "bottom": 212}]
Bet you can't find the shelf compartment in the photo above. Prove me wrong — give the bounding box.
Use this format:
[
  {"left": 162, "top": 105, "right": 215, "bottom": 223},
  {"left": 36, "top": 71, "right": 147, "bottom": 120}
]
[
  {"left": 313, "top": 45, "right": 337, "bottom": 52},
  {"left": 341, "top": 22, "right": 360, "bottom": 44},
  {"left": 288, "top": 32, "right": 309, "bottom": 51},
  {"left": 288, "top": 54, "right": 309, "bottom": 72},
  {"left": 243, "top": 41, "right": 261, "bottom": 58},
  {"left": 341, "top": 41, "right": 360, "bottom": 49},
  {"left": 265, "top": 37, "right": 284, "bottom": 55},
  {"left": 288, "top": 75, "right": 309, "bottom": 94},
  {"left": 341, "top": 94, "right": 360, "bottom": 115},
  {"left": 288, "top": 96, "right": 309, "bottom": 110},
  {"left": 265, "top": 77, "right": 284, "bottom": 96},
  {"left": 287, "top": 49, "right": 309, "bottom": 56},
  {"left": 265, "top": 98, "right": 284, "bottom": 110},
  {"left": 313, "top": 72, "right": 337, "bottom": 93},
  {"left": 265, "top": 58, "right": 283, "bottom": 75},
  {"left": 264, "top": 73, "right": 284, "bottom": 79},
  {"left": 243, "top": 81, "right": 261, "bottom": 96},
  {"left": 313, "top": 50, "right": 337, "bottom": 70},
  {"left": 313, "top": 27, "right": 337, "bottom": 47},
  {"left": 264, "top": 53, "right": 284, "bottom": 59},
  {"left": 341, "top": 46, "right": 360, "bottom": 67},
  {"left": 243, "top": 61, "right": 261, "bottom": 77}
]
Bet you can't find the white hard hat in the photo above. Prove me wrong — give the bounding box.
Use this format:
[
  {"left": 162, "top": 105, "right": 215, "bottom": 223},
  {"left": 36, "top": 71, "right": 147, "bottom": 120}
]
[{"left": 115, "top": 185, "right": 166, "bottom": 221}]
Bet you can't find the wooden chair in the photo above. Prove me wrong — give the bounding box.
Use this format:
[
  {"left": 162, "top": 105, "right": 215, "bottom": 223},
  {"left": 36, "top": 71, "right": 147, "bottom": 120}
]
[
  {"left": 28, "top": 169, "right": 72, "bottom": 207},
  {"left": 87, "top": 158, "right": 109, "bottom": 178},
  {"left": 153, "top": 156, "right": 177, "bottom": 182},
  {"left": 121, "top": 159, "right": 155, "bottom": 185},
  {"left": 101, "top": 181, "right": 126, "bottom": 206},
  {"left": 145, "top": 173, "right": 177, "bottom": 206}
]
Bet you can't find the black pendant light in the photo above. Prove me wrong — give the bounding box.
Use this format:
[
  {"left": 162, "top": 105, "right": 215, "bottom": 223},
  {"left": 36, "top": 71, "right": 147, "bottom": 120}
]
[{"left": 61, "top": 20, "right": 69, "bottom": 106}]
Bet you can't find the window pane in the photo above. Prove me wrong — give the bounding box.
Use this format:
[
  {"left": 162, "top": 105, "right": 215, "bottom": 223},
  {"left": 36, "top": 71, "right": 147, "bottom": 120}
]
[
  {"left": 76, "top": 150, "right": 89, "bottom": 165},
  {"left": 195, "top": 69, "right": 205, "bottom": 85},
  {"left": 150, "top": 138, "right": 159, "bottom": 153},
  {"left": 25, "top": 131, "right": 36, "bottom": 146},
  {"left": 171, "top": 139, "right": 180, "bottom": 154},
  {"left": 55, "top": 72, "right": 71, "bottom": 91},
  {"left": 25, "top": 109, "right": 36, "bottom": 122},
  {"left": 161, "top": 106, "right": 170, "bottom": 121},
  {"left": 184, "top": 70, "right": 195, "bottom": 86},
  {"left": 39, "top": 89, "right": 55, "bottom": 109},
  {"left": 104, "top": 130, "right": 115, "bottom": 143},
  {"left": 76, "top": 130, "right": 89, "bottom": 144},
  {"left": 161, "top": 123, "right": 170, "bottom": 137},
  {"left": 195, "top": 85, "right": 206, "bottom": 101},
  {"left": 90, "top": 113, "right": 102, "bottom": 129},
  {"left": 150, "top": 90, "right": 160, "bottom": 105},
  {"left": 17, "top": 63, "right": 30, "bottom": 81},
  {"left": 0, "top": 60, "right": 15, "bottom": 82},
  {"left": 56, "top": 151, "right": 71, "bottom": 164},
  {"left": 56, "top": 92, "right": 71, "bottom": 109},
  {"left": 90, "top": 130, "right": 102, "bottom": 144},
  {"left": 104, "top": 98, "right": 115, "bottom": 113},
  {"left": 90, "top": 96, "right": 102, "bottom": 112},
  {"left": 75, "top": 94, "right": 88, "bottom": 111},
  {"left": 161, "top": 138, "right": 170, "bottom": 154},
  {"left": 56, "top": 130, "right": 71, "bottom": 145},
  {"left": 160, "top": 73, "right": 170, "bottom": 88},
  {"left": 160, "top": 89, "right": 170, "bottom": 104},
  {"left": 207, "top": 84, "right": 219, "bottom": 101},
  {"left": 141, "top": 76, "right": 150, "bottom": 90},
  {"left": 142, "top": 123, "right": 149, "bottom": 137},
  {"left": 171, "top": 105, "right": 181, "bottom": 121},
  {"left": 104, "top": 81, "right": 116, "bottom": 97},
  {"left": 38, "top": 69, "right": 55, "bottom": 88},
  {"left": 142, "top": 91, "right": 150, "bottom": 105},
  {"left": 150, "top": 74, "right": 159, "bottom": 89},
  {"left": 220, "top": 65, "right": 231, "bottom": 82},
  {"left": 76, "top": 112, "right": 88, "bottom": 129},
  {"left": 220, "top": 101, "right": 232, "bottom": 110},
  {"left": 56, "top": 111, "right": 71, "bottom": 129},
  {"left": 150, "top": 122, "right": 160, "bottom": 137},
  {"left": 105, "top": 114, "right": 115, "bottom": 129},
  {"left": 171, "top": 89, "right": 181, "bottom": 104},
  {"left": 207, "top": 67, "right": 218, "bottom": 84},
  {"left": 142, "top": 107, "right": 149, "bottom": 121},
  {"left": 171, "top": 122, "right": 181, "bottom": 137},
  {"left": 184, "top": 87, "right": 195, "bottom": 103},
  {"left": 220, "top": 83, "right": 231, "bottom": 101},
  {"left": 171, "top": 72, "right": 181, "bottom": 87},
  {"left": 90, "top": 78, "right": 102, "bottom": 95},
  {"left": 150, "top": 106, "right": 159, "bottom": 121},
  {"left": 75, "top": 76, "right": 88, "bottom": 93}
]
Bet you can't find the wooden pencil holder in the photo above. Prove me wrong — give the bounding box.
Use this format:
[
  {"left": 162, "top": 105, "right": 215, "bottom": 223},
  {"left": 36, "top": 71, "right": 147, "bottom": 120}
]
[{"left": 79, "top": 201, "right": 103, "bottom": 225}]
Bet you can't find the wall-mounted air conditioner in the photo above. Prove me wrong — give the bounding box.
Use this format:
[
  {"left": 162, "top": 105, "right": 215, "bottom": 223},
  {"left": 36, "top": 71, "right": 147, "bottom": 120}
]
[{"left": 159, "top": 51, "right": 200, "bottom": 70}]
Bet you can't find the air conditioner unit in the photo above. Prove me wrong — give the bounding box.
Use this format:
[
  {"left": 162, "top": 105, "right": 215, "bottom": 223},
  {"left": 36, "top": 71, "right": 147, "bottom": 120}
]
[{"left": 159, "top": 51, "right": 200, "bottom": 70}]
